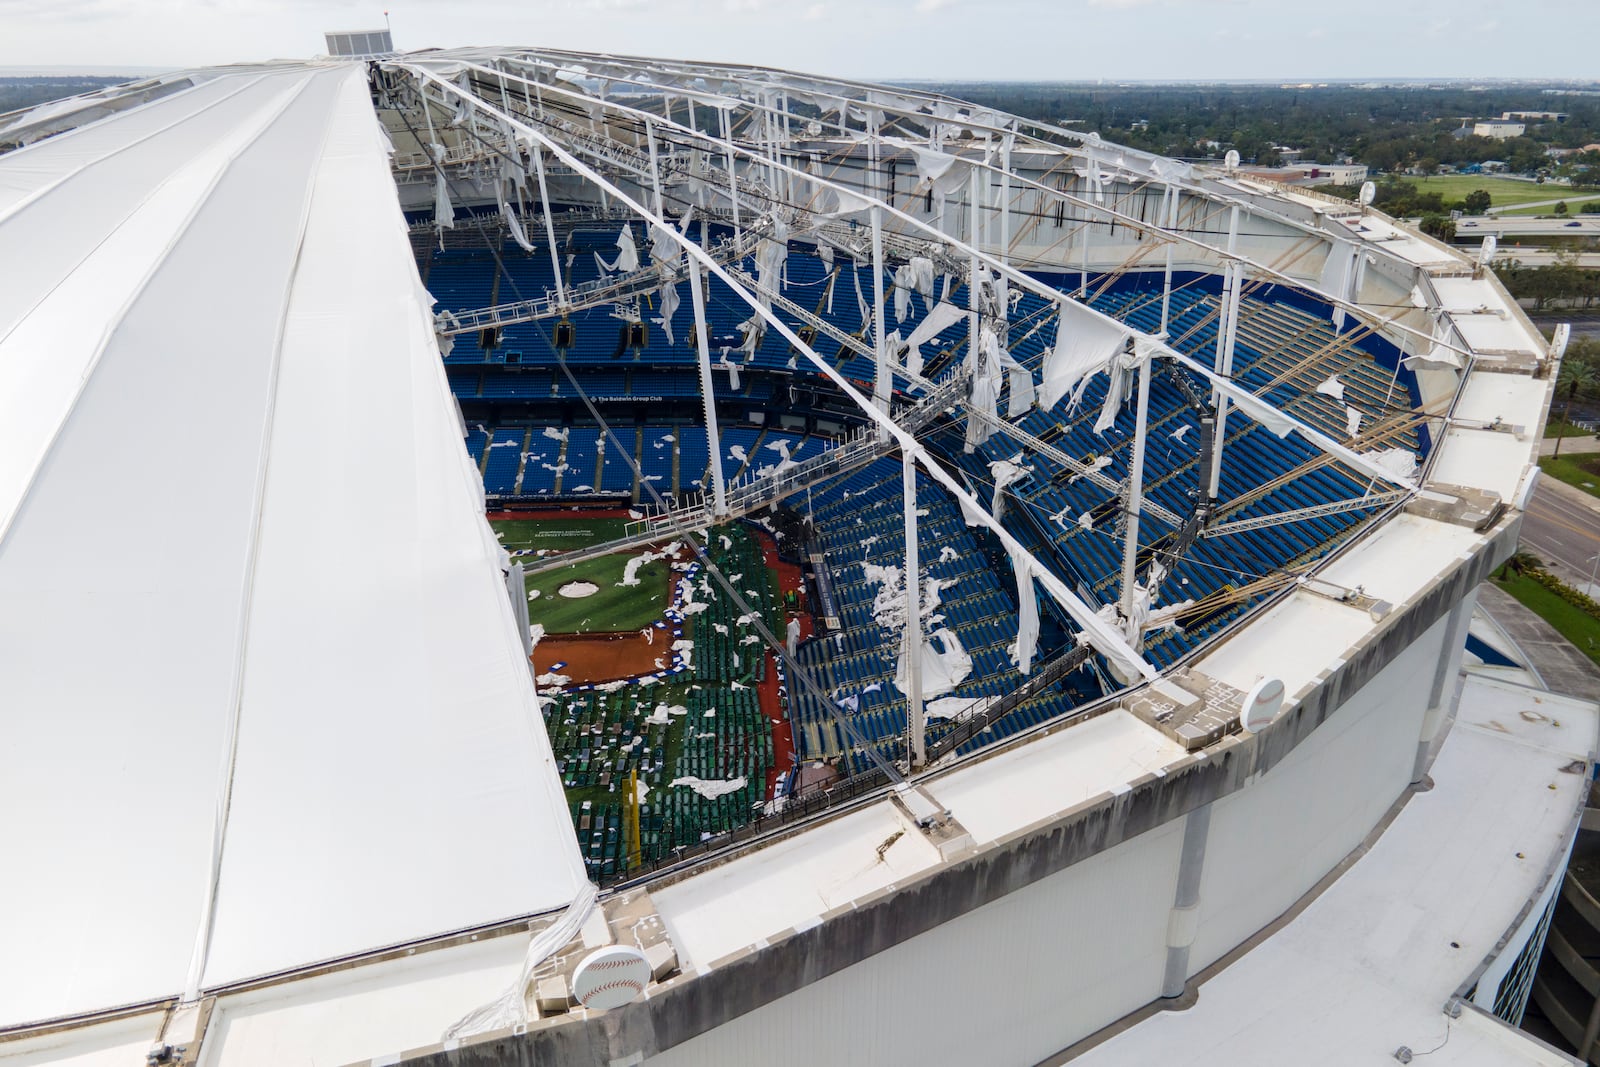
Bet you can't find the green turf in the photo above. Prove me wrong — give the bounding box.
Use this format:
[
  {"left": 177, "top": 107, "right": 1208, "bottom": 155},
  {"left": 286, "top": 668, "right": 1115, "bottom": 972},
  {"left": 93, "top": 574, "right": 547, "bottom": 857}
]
[
  {"left": 523, "top": 551, "right": 673, "bottom": 633},
  {"left": 1498, "top": 194, "right": 1600, "bottom": 217},
  {"left": 1401, "top": 175, "right": 1570, "bottom": 209},
  {"left": 1545, "top": 419, "right": 1598, "bottom": 439},
  {"left": 1539, "top": 455, "right": 1600, "bottom": 500},
  {"left": 1493, "top": 573, "right": 1600, "bottom": 667}
]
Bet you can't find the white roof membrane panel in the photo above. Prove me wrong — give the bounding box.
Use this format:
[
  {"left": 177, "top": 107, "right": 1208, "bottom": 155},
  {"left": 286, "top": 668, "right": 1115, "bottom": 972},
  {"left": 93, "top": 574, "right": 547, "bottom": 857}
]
[{"left": 0, "top": 63, "right": 585, "bottom": 1029}]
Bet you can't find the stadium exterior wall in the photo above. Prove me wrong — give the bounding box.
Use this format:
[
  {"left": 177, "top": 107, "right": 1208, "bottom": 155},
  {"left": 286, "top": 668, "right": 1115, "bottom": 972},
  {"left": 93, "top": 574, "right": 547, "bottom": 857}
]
[{"left": 398, "top": 517, "right": 1514, "bottom": 1067}]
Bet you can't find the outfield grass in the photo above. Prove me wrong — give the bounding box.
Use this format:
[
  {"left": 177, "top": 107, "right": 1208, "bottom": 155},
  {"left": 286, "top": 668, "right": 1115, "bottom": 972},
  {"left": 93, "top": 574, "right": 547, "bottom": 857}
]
[
  {"left": 1493, "top": 573, "right": 1600, "bottom": 667},
  {"left": 1540, "top": 455, "right": 1600, "bottom": 500},
  {"left": 492, "top": 516, "right": 677, "bottom": 633},
  {"left": 523, "top": 551, "right": 673, "bottom": 633}
]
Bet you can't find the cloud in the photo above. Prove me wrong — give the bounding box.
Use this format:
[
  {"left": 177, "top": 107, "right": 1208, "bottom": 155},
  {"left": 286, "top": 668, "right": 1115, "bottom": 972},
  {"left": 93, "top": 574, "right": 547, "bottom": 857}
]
[
  {"left": 914, "top": 0, "right": 960, "bottom": 11},
  {"left": 802, "top": 2, "right": 826, "bottom": 17}
]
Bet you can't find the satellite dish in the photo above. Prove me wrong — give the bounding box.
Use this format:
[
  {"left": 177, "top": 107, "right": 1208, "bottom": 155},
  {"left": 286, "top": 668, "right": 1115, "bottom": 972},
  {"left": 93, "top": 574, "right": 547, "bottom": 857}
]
[
  {"left": 1479, "top": 235, "right": 1498, "bottom": 267},
  {"left": 1239, "top": 677, "right": 1285, "bottom": 733},
  {"left": 571, "top": 945, "right": 652, "bottom": 1011},
  {"left": 1551, "top": 322, "right": 1572, "bottom": 361},
  {"left": 1358, "top": 181, "right": 1376, "bottom": 207},
  {"left": 1224, "top": 149, "right": 1240, "bottom": 172}
]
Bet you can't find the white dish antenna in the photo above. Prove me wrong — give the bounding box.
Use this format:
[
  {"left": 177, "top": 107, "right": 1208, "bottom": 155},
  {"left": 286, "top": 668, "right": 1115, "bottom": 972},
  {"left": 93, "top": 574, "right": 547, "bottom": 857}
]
[
  {"left": 571, "top": 945, "right": 652, "bottom": 1010},
  {"left": 1224, "top": 150, "right": 1240, "bottom": 172},
  {"left": 1478, "top": 235, "right": 1498, "bottom": 267},
  {"left": 1358, "top": 181, "right": 1376, "bottom": 207},
  {"left": 1239, "top": 677, "right": 1285, "bottom": 734},
  {"left": 1551, "top": 322, "right": 1572, "bottom": 361}
]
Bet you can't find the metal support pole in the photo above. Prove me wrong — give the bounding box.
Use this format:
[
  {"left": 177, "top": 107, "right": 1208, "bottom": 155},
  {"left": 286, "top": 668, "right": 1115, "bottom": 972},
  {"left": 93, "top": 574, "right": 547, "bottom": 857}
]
[
  {"left": 999, "top": 131, "right": 1013, "bottom": 266},
  {"left": 904, "top": 452, "right": 925, "bottom": 769},
  {"left": 720, "top": 107, "right": 740, "bottom": 240},
  {"left": 871, "top": 205, "right": 890, "bottom": 425},
  {"left": 1206, "top": 261, "right": 1242, "bottom": 499},
  {"left": 689, "top": 223, "right": 727, "bottom": 517},
  {"left": 645, "top": 119, "right": 665, "bottom": 218},
  {"left": 1159, "top": 184, "right": 1178, "bottom": 336},
  {"left": 968, "top": 166, "right": 982, "bottom": 358},
  {"left": 1120, "top": 352, "right": 1151, "bottom": 629},
  {"left": 530, "top": 145, "right": 567, "bottom": 309},
  {"left": 1206, "top": 206, "right": 1242, "bottom": 500}
]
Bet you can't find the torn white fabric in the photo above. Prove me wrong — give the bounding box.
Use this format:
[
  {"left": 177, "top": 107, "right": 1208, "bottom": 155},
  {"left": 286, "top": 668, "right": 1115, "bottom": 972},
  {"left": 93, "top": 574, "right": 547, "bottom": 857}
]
[
  {"left": 1363, "top": 448, "right": 1418, "bottom": 482},
  {"left": 430, "top": 144, "right": 455, "bottom": 230},
  {"left": 964, "top": 367, "right": 998, "bottom": 452},
  {"left": 1043, "top": 304, "right": 1128, "bottom": 410},
  {"left": 989, "top": 453, "right": 1032, "bottom": 522},
  {"left": 1319, "top": 241, "right": 1356, "bottom": 331},
  {"left": 894, "top": 627, "right": 972, "bottom": 700},
  {"left": 1009, "top": 545, "right": 1039, "bottom": 675},
  {"left": 1345, "top": 406, "right": 1363, "bottom": 438},
  {"left": 1093, "top": 348, "right": 1139, "bottom": 436},
  {"left": 997, "top": 344, "right": 1035, "bottom": 419},
  {"left": 597, "top": 225, "right": 639, "bottom": 273},
  {"left": 655, "top": 281, "right": 680, "bottom": 346},
  {"left": 903, "top": 300, "right": 966, "bottom": 372},
  {"left": 893, "top": 264, "right": 914, "bottom": 323},
  {"left": 1228, "top": 386, "right": 1296, "bottom": 438},
  {"left": 1315, "top": 375, "right": 1345, "bottom": 402}
]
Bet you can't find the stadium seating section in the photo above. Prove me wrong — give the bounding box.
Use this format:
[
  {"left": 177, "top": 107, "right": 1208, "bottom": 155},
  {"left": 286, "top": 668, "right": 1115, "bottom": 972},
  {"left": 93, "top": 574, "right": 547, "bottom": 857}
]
[{"left": 425, "top": 222, "right": 1428, "bottom": 835}]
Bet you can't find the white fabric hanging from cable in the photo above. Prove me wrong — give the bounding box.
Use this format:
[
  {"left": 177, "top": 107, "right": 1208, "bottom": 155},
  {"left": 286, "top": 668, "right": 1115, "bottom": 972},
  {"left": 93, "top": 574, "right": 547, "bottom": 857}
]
[
  {"left": 903, "top": 301, "right": 966, "bottom": 373},
  {"left": 989, "top": 453, "right": 1031, "bottom": 521},
  {"left": 997, "top": 344, "right": 1035, "bottom": 418},
  {"left": 1315, "top": 375, "right": 1345, "bottom": 401},
  {"left": 1043, "top": 303, "right": 1128, "bottom": 410},
  {"left": 655, "top": 281, "right": 680, "bottom": 346},
  {"left": 893, "top": 263, "right": 914, "bottom": 323},
  {"left": 852, "top": 261, "right": 871, "bottom": 334},
  {"left": 1319, "top": 241, "right": 1357, "bottom": 332},
  {"left": 491, "top": 148, "right": 533, "bottom": 252},
  {"left": 1009, "top": 545, "right": 1040, "bottom": 675},
  {"left": 964, "top": 369, "right": 997, "bottom": 453},
  {"left": 430, "top": 143, "right": 455, "bottom": 230},
  {"left": 1227, "top": 385, "right": 1297, "bottom": 438},
  {"left": 1093, "top": 347, "right": 1139, "bottom": 435},
  {"left": 597, "top": 225, "right": 639, "bottom": 273},
  {"left": 1346, "top": 405, "right": 1363, "bottom": 439}
]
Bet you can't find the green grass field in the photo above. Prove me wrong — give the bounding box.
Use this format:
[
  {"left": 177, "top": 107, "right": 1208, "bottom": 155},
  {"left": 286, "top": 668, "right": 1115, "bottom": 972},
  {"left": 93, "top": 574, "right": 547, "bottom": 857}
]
[
  {"left": 1540, "top": 455, "right": 1600, "bottom": 500},
  {"left": 1493, "top": 572, "right": 1600, "bottom": 667},
  {"left": 1497, "top": 195, "right": 1600, "bottom": 217},
  {"left": 493, "top": 516, "right": 673, "bottom": 634},
  {"left": 1402, "top": 175, "right": 1560, "bottom": 209}
]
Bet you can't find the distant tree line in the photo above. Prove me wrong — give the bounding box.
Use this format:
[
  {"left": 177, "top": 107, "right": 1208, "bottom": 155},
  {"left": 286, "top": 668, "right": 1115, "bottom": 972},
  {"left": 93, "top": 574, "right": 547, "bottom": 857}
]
[
  {"left": 1497, "top": 256, "right": 1600, "bottom": 309},
  {"left": 902, "top": 82, "right": 1600, "bottom": 179},
  {"left": 0, "top": 76, "right": 126, "bottom": 117}
]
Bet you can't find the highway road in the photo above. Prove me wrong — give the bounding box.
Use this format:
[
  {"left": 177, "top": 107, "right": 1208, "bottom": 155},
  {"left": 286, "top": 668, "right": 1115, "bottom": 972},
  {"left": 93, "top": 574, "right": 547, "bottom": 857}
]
[
  {"left": 1521, "top": 481, "right": 1600, "bottom": 593},
  {"left": 1457, "top": 216, "right": 1600, "bottom": 239}
]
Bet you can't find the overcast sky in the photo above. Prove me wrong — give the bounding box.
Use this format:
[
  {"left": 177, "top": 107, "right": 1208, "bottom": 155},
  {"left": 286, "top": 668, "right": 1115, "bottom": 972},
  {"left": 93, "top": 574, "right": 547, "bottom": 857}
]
[{"left": 3, "top": 0, "right": 1594, "bottom": 81}]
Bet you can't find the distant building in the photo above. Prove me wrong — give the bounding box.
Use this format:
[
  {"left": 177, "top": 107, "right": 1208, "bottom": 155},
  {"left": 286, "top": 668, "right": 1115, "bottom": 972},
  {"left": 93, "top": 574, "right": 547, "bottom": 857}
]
[
  {"left": 1502, "top": 110, "right": 1566, "bottom": 123},
  {"left": 1473, "top": 119, "right": 1526, "bottom": 140},
  {"left": 1482, "top": 160, "right": 1511, "bottom": 173},
  {"left": 1239, "top": 162, "right": 1368, "bottom": 187}
]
